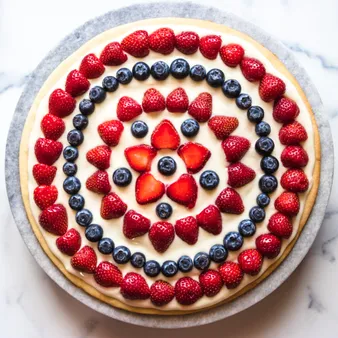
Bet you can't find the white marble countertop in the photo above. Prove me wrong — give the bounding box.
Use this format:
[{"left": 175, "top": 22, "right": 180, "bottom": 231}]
[{"left": 1, "top": 0, "right": 337, "bottom": 336}]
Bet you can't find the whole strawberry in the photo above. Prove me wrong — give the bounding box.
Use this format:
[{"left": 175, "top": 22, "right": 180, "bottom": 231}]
[
  {"left": 116, "top": 96, "right": 142, "bottom": 121},
  {"left": 150, "top": 280, "right": 175, "bottom": 306},
  {"left": 281, "top": 169, "right": 309, "bottom": 192},
  {"left": 79, "top": 53, "right": 105, "bottom": 79},
  {"left": 34, "top": 138, "right": 63, "bottom": 165},
  {"left": 39, "top": 204, "right": 68, "bottom": 236},
  {"left": 227, "top": 162, "right": 256, "bottom": 188},
  {"left": 149, "top": 222, "right": 175, "bottom": 253},
  {"left": 86, "top": 145, "right": 111, "bottom": 170},
  {"left": 94, "top": 261, "right": 123, "bottom": 287},
  {"left": 188, "top": 92, "right": 212, "bottom": 122},
  {"left": 256, "top": 234, "right": 282, "bottom": 259},
  {"left": 196, "top": 204, "right": 222, "bottom": 235},
  {"left": 56, "top": 228, "right": 81, "bottom": 256},
  {"left": 32, "top": 163, "right": 57, "bottom": 185},
  {"left": 215, "top": 188, "right": 244, "bottom": 214},
  {"left": 281, "top": 145, "right": 309, "bottom": 168},
  {"left": 71, "top": 245, "right": 97, "bottom": 274},
  {"left": 268, "top": 212, "right": 293, "bottom": 239},
  {"left": 99, "top": 42, "right": 127, "bottom": 66},
  {"left": 219, "top": 261, "right": 243, "bottom": 289},
  {"left": 279, "top": 121, "right": 308, "bottom": 145},
  {"left": 259, "top": 73, "right": 286, "bottom": 102},
  {"left": 238, "top": 249, "right": 263, "bottom": 276},
  {"left": 199, "top": 35, "right": 222, "bottom": 60},
  {"left": 274, "top": 191, "right": 300, "bottom": 216},
  {"left": 240, "top": 57, "right": 266, "bottom": 82},
  {"left": 199, "top": 269, "right": 223, "bottom": 297},
  {"left": 100, "top": 192, "right": 127, "bottom": 219},
  {"left": 48, "top": 88, "right": 76, "bottom": 118},
  {"left": 175, "top": 216, "right": 199, "bottom": 245},
  {"left": 98, "top": 120, "right": 124, "bottom": 146},
  {"left": 149, "top": 28, "right": 175, "bottom": 55},
  {"left": 175, "top": 277, "right": 203, "bottom": 305},
  {"left": 166, "top": 87, "right": 189, "bottom": 113},
  {"left": 40, "top": 114, "right": 65, "bottom": 141},
  {"left": 65, "top": 70, "right": 90, "bottom": 97},
  {"left": 142, "top": 88, "right": 166, "bottom": 113},
  {"left": 86, "top": 170, "right": 111, "bottom": 194},
  {"left": 175, "top": 31, "right": 200, "bottom": 55},
  {"left": 222, "top": 136, "right": 251, "bottom": 162},
  {"left": 33, "top": 185, "right": 58, "bottom": 210},
  {"left": 120, "top": 272, "right": 150, "bottom": 300},
  {"left": 273, "top": 97, "right": 300, "bottom": 123},
  {"left": 220, "top": 43, "right": 245, "bottom": 67},
  {"left": 121, "top": 30, "right": 149, "bottom": 57},
  {"left": 208, "top": 116, "right": 239, "bottom": 140},
  {"left": 123, "top": 210, "right": 151, "bottom": 239}
]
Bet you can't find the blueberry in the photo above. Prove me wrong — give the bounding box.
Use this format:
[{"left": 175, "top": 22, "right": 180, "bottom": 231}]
[
  {"left": 76, "top": 209, "right": 93, "bottom": 227},
  {"left": 150, "top": 61, "right": 170, "bottom": 80},
  {"left": 257, "top": 193, "right": 270, "bottom": 208},
  {"left": 162, "top": 260, "right": 178, "bottom": 277},
  {"left": 68, "top": 194, "right": 84, "bottom": 210},
  {"left": 255, "top": 137, "right": 275, "bottom": 156},
  {"left": 79, "top": 99, "right": 95, "bottom": 116},
  {"left": 206, "top": 68, "right": 225, "bottom": 88},
  {"left": 158, "top": 156, "right": 176, "bottom": 176},
  {"left": 63, "top": 162, "right": 77, "bottom": 176},
  {"left": 259, "top": 175, "right": 278, "bottom": 193},
  {"left": 222, "top": 79, "right": 241, "bottom": 98},
  {"left": 190, "top": 64, "right": 206, "bottom": 81},
  {"left": 209, "top": 244, "right": 228, "bottom": 263},
  {"left": 132, "top": 62, "right": 150, "bottom": 81},
  {"left": 63, "top": 176, "right": 81, "bottom": 194},
  {"left": 73, "top": 114, "right": 88, "bottom": 130},
  {"left": 102, "top": 76, "right": 119, "bottom": 92},
  {"left": 238, "top": 219, "right": 256, "bottom": 237},
  {"left": 170, "top": 58, "right": 190, "bottom": 79},
  {"left": 255, "top": 121, "right": 271, "bottom": 136},
  {"left": 85, "top": 224, "right": 103, "bottom": 242},
  {"left": 236, "top": 93, "right": 252, "bottom": 110},
  {"left": 63, "top": 146, "right": 78, "bottom": 162},
  {"left": 181, "top": 119, "right": 200, "bottom": 137},
  {"left": 247, "top": 106, "right": 264, "bottom": 123},
  {"left": 177, "top": 255, "right": 193, "bottom": 272},
  {"left": 67, "top": 129, "right": 84, "bottom": 147},
  {"left": 89, "top": 86, "right": 106, "bottom": 103},
  {"left": 98, "top": 238, "right": 115, "bottom": 255},
  {"left": 156, "top": 203, "right": 173, "bottom": 219},
  {"left": 223, "top": 232, "right": 243, "bottom": 251},
  {"left": 249, "top": 206, "right": 266, "bottom": 222},
  {"left": 194, "top": 252, "right": 210, "bottom": 270},
  {"left": 131, "top": 120, "right": 148, "bottom": 138},
  {"left": 199, "top": 170, "right": 219, "bottom": 190},
  {"left": 260, "top": 156, "right": 279, "bottom": 174},
  {"left": 113, "top": 168, "right": 132, "bottom": 187},
  {"left": 116, "top": 68, "right": 133, "bottom": 84},
  {"left": 113, "top": 246, "right": 131, "bottom": 264},
  {"left": 130, "top": 252, "right": 146, "bottom": 268},
  {"left": 144, "top": 260, "right": 161, "bottom": 277}
]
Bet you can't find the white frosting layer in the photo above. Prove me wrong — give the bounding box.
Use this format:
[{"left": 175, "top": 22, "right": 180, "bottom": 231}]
[{"left": 26, "top": 19, "right": 315, "bottom": 311}]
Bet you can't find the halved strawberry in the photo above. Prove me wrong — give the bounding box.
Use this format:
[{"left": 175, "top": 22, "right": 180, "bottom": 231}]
[
  {"left": 116, "top": 96, "right": 142, "bottom": 122},
  {"left": 79, "top": 53, "right": 105, "bottom": 79},
  {"left": 199, "top": 269, "right": 223, "bottom": 297},
  {"left": 135, "top": 173, "right": 165, "bottom": 204},
  {"left": 100, "top": 192, "right": 127, "bottom": 219},
  {"left": 149, "top": 28, "right": 175, "bottom": 55},
  {"left": 124, "top": 145, "right": 157, "bottom": 172},
  {"left": 41, "top": 114, "right": 65, "bottom": 141},
  {"left": 86, "top": 145, "right": 111, "bottom": 170},
  {"left": 32, "top": 163, "right": 57, "bottom": 185},
  {"left": 142, "top": 88, "right": 165, "bottom": 113},
  {"left": 166, "top": 88, "right": 189, "bottom": 113},
  {"left": 121, "top": 272, "right": 150, "bottom": 300},
  {"left": 98, "top": 120, "right": 124, "bottom": 147},
  {"left": 259, "top": 73, "right": 286, "bottom": 102},
  {"left": 94, "top": 261, "right": 123, "bottom": 287},
  {"left": 273, "top": 97, "right": 300, "bottom": 123},
  {"left": 238, "top": 249, "right": 263, "bottom": 276},
  {"left": 274, "top": 191, "right": 300, "bottom": 216},
  {"left": 33, "top": 185, "right": 58, "bottom": 210},
  {"left": 267, "top": 212, "right": 293, "bottom": 239},
  {"left": 56, "top": 228, "right": 81, "bottom": 256},
  {"left": 222, "top": 136, "right": 250, "bottom": 163},
  {"left": 218, "top": 261, "right": 243, "bottom": 289},
  {"left": 208, "top": 116, "right": 239, "bottom": 140},
  {"left": 227, "top": 162, "right": 256, "bottom": 188},
  {"left": 71, "top": 246, "right": 97, "bottom": 274},
  {"left": 151, "top": 119, "right": 180, "bottom": 150},
  {"left": 196, "top": 205, "right": 222, "bottom": 235},
  {"left": 34, "top": 138, "right": 63, "bottom": 165},
  {"left": 199, "top": 35, "right": 222, "bottom": 60},
  {"left": 48, "top": 88, "right": 76, "bottom": 118},
  {"left": 65, "top": 70, "right": 90, "bottom": 97},
  {"left": 123, "top": 209, "right": 151, "bottom": 239},
  {"left": 86, "top": 170, "right": 111, "bottom": 194},
  {"left": 220, "top": 43, "right": 245, "bottom": 67},
  {"left": 188, "top": 92, "right": 212, "bottom": 122},
  {"left": 121, "top": 30, "right": 149, "bottom": 58},
  {"left": 150, "top": 280, "right": 175, "bottom": 306},
  {"left": 178, "top": 142, "right": 211, "bottom": 173},
  {"left": 279, "top": 121, "right": 308, "bottom": 145},
  {"left": 175, "top": 216, "right": 199, "bottom": 245},
  {"left": 281, "top": 145, "right": 309, "bottom": 168},
  {"left": 256, "top": 234, "right": 282, "bottom": 259},
  {"left": 281, "top": 169, "right": 309, "bottom": 192},
  {"left": 39, "top": 204, "right": 68, "bottom": 236},
  {"left": 215, "top": 188, "right": 244, "bottom": 214},
  {"left": 175, "top": 277, "right": 203, "bottom": 305},
  {"left": 99, "top": 42, "right": 127, "bottom": 66},
  {"left": 175, "top": 31, "right": 200, "bottom": 55},
  {"left": 240, "top": 57, "right": 266, "bottom": 82},
  {"left": 149, "top": 221, "right": 175, "bottom": 253}
]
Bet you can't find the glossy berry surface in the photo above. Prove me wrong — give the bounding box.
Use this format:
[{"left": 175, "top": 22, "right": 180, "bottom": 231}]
[
  {"left": 76, "top": 209, "right": 93, "bottom": 227},
  {"left": 249, "top": 206, "right": 266, "bottom": 222},
  {"left": 144, "top": 260, "right": 161, "bottom": 277},
  {"left": 170, "top": 58, "right": 190, "bottom": 79},
  {"left": 89, "top": 86, "right": 106, "bottom": 103},
  {"left": 161, "top": 260, "right": 178, "bottom": 277},
  {"left": 63, "top": 176, "right": 81, "bottom": 194},
  {"left": 131, "top": 120, "right": 148, "bottom": 138},
  {"left": 79, "top": 99, "right": 95, "bottom": 116},
  {"left": 259, "top": 175, "right": 278, "bottom": 193},
  {"left": 157, "top": 156, "right": 177, "bottom": 176},
  {"left": 238, "top": 219, "right": 256, "bottom": 237},
  {"left": 73, "top": 114, "right": 88, "bottom": 130},
  {"left": 85, "top": 224, "right": 103, "bottom": 242},
  {"left": 178, "top": 255, "right": 193, "bottom": 272},
  {"left": 223, "top": 232, "right": 244, "bottom": 251},
  {"left": 199, "top": 170, "right": 219, "bottom": 190},
  {"left": 113, "top": 246, "right": 131, "bottom": 264},
  {"left": 130, "top": 252, "right": 146, "bottom": 268},
  {"left": 68, "top": 194, "right": 85, "bottom": 210},
  {"left": 209, "top": 244, "right": 228, "bottom": 263},
  {"left": 222, "top": 79, "right": 241, "bottom": 98},
  {"left": 67, "top": 129, "right": 84, "bottom": 147},
  {"left": 206, "top": 68, "right": 225, "bottom": 88},
  {"left": 190, "top": 64, "right": 207, "bottom": 81},
  {"left": 132, "top": 62, "right": 150, "bottom": 81},
  {"left": 98, "top": 237, "right": 115, "bottom": 255},
  {"left": 247, "top": 106, "right": 264, "bottom": 123},
  {"left": 257, "top": 193, "right": 270, "bottom": 208},
  {"left": 150, "top": 61, "right": 170, "bottom": 80},
  {"left": 113, "top": 168, "right": 132, "bottom": 187},
  {"left": 156, "top": 203, "right": 173, "bottom": 219},
  {"left": 63, "top": 162, "right": 77, "bottom": 176},
  {"left": 255, "top": 137, "right": 275, "bottom": 156},
  {"left": 255, "top": 121, "right": 271, "bottom": 136},
  {"left": 260, "top": 156, "right": 279, "bottom": 174},
  {"left": 236, "top": 93, "right": 252, "bottom": 110},
  {"left": 194, "top": 252, "right": 210, "bottom": 270},
  {"left": 116, "top": 68, "right": 133, "bottom": 84},
  {"left": 181, "top": 119, "right": 200, "bottom": 137},
  {"left": 102, "top": 76, "right": 119, "bottom": 92}
]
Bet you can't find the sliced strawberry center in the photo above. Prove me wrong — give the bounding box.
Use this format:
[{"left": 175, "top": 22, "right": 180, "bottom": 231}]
[
  {"left": 178, "top": 142, "right": 211, "bottom": 173},
  {"left": 136, "top": 173, "right": 165, "bottom": 204},
  {"left": 151, "top": 119, "right": 180, "bottom": 150},
  {"left": 124, "top": 145, "right": 157, "bottom": 172}
]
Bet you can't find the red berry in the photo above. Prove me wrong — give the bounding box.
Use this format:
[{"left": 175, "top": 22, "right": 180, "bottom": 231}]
[
  {"left": 48, "top": 88, "right": 76, "bottom": 118},
  {"left": 273, "top": 97, "right": 300, "bottom": 123},
  {"left": 175, "top": 277, "right": 203, "bottom": 305},
  {"left": 208, "top": 115, "right": 239, "bottom": 140},
  {"left": 227, "top": 162, "right": 256, "bottom": 188},
  {"left": 219, "top": 261, "right": 243, "bottom": 289},
  {"left": 124, "top": 145, "right": 157, "bottom": 172},
  {"left": 238, "top": 249, "right": 263, "bottom": 276},
  {"left": 71, "top": 245, "right": 97, "bottom": 274},
  {"left": 121, "top": 30, "right": 149, "bottom": 57},
  {"left": 86, "top": 170, "right": 111, "bottom": 194},
  {"left": 259, "top": 73, "right": 286, "bottom": 102},
  {"left": 188, "top": 92, "right": 212, "bottom": 122},
  {"left": 99, "top": 42, "right": 127, "bottom": 66},
  {"left": 79, "top": 53, "right": 105, "bottom": 79},
  {"left": 222, "top": 136, "right": 250, "bottom": 163},
  {"left": 100, "top": 192, "right": 127, "bottom": 219},
  {"left": 123, "top": 210, "right": 151, "bottom": 239},
  {"left": 281, "top": 145, "right": 309, "bottom": 168},
  {"left": 65, "top": 70, "right": 90, "bottom": 97},
  {"left": 175, "top": 31, "right": 200, "bottom": 55},
  {"left": 94, "top": 261, "right": 123, "bottom": 287},
  {"left": 215, "top": 187, "right": 244, "bottom": 214},
  {"left": 150, "top": 280, "right": 175, "bottom": 306},
  {"left": 149, "top": 221, "right": 175, "bottom": 253},
  {"left": 86, "top": 145, "right": 111, "bottom": 170},
  {"left": 240, "top": 57, "right": 266, "bottom": 82},
  {"left": 142, "top": 88, "right": 165, "bottom": 113},
  {"left": 40, "top": 114, "right": 65, "bottom": 141},
  {"left": 199, "top": 270, "right": 223, "bottom": 297},
  {"left": 56, "top": 228, "right": 81, "bottom": 256},
  {"left": 196, "top": 205, "right": 222, "bottom": 235},
  {"left": 121, "top": 272, "right": 150, "bottom": 300},
  {"left": 220, "top": 44, "right": 245, "bottom": 67},
  {"left": 166, "top": 87, "right": 189, "bottom": 113},
  {"left": 116, "top": 96, "right": 142, "bottom": 122},
  {"left": 256, "top": 234, "right": 282, "bottom": 259},
  {"left": 149, "top": 28, "right": 175, "bottom": 55},
  {"left": 151, "top": 119, "right": 180, "bottom": 150},
  {"left": 32, "top": 163, "right": 57, "bottom": 185},
  {"left": 33, "top": 185, "right": 58, "bottom": 210},
  {"left": 135, "top": 172, "right": 165, "bottom": 205},
  {"left": 34, "top": 138, "right": 63, "bottom": 166},
  {"left": 281, "top": 168, "right": 309, "bottom": 192},
  {"left": 98, "top": 120, "right": 124, "bottom": 147},
  {"left": 199, "top": 35, "right": 222, "bottom": 60},
  {"left": 267, "top": 212, "right": 293, "bottom": 239},
  {"left": 274, "top": 191, "right": 300, "bottom": 216},
  {"left": 175, "top": 216, "right": 198, "bottom": 245},
  {"left": 39, "top": 204, "right": 68, "bottom": 236},
  {"left": 279, "top": 121, "right": 308, "bottom": 145}
]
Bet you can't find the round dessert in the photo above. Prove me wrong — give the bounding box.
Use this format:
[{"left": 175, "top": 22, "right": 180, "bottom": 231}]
[{"left": 20, "top": 18, "right": 320, "bottom": 315}]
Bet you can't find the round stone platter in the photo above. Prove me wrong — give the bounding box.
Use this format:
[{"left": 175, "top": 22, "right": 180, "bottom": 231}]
[{"left": 5, "top": 2, "right": 334, "bottom": 329}]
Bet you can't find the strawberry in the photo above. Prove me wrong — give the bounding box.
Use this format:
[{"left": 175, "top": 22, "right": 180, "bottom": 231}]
[
  {"left": 150, "top": 280, "right": 175, "bottom": 306},
  {"left": 218, "top": 261, "right": 243, "bottom": 289},
  {"left": 40, "top": 114, "right": 65, "bottom": 140},
  {"left": 116, "top": 96, "right": 142, "bottom": 122},
  {"left": 222, "top": 136, "right": 250, "bottom": 163},
  {"left": 256, "top": 234, "right": 282, "bottom": 259},
  {"left": 121, "top": 30, "right": 149, "bottom": 57},
  {"left": 48, "top": 89, "right": 76, "bottom": 118},
  {"left": 215, "top": 187, "right": 244, "bottom": 214},
  {"left": 281, "top": 168, "right": 309, "bottom": 192},
  {"left": 199, "top": 269, "right": 223, "bottom": 297},
  {"left": 65, "top": 70, "right": 90, "bottom": 97},
  {"left": 98, "top": 120, "right": 124, "bottom": 147},
  {"left": 86, "top": 170, "right": 111, "bottom": 194},
  {"left": 175, "top": 277, "right": 203, "bottom": 305},
  {"left": 227, "top": 162, "right": 256, "bottom": 188},
  {"left": 86, "top": 145, "right": 111, "bottom": 170},
  {"left": 196, "top": 205, "right": 222, "bottom": 235},
  {"left": 281, "top": 145, "right": 309, "bottom": 168},
  {"left": 208, "top": 116, "right": 239, "bottom": 140},
  {"left": 166, "top": 87, "right": 189, "bottom": 113},
  {"left": 273, "top": 97, "right": 300, "bottom": 123},
  {"left": 167, "top": 174, "right": 198, "bottom": 209},
  {"left": 142, "top": 88, "right": 165, "bottom": 113},
  {"left": 279, "top": 121, "right": 308, "bottom": 145},
  {"left": 39, "top": 204, "right": 68, "bottom": 236},
  {"left": 99, "top": 42, "right": 127, "bottom": 66},
  {"left": 124, "top": 145, "right": 157, "bottom": 172},
  {"left": 178, "top": 142, "right": 211, "bottom": 173},
  {"left": 149, "top": 28, "right": 175, "bottom": 55},
  {"left": 123, "top": 209, "right": 151, "bottom": 239},
  {"left": 238, "top": 249, "right": 263, "bottom": 276},
  {"left": 94, "top": 261, "right": 123, "bottom": 287},
  {"left": 188, "top": 92, "right": 212, "bottom": 122},
  {"left": 79, "top": 53, "right": 105, "bottom": 79},
  {"left": 121, "top": 272, "right": 150, "bottom": 300},
  {"left": 175, "top": 216, "right": 199, "bottom": 245},
  {"left": 71, "top": 245, "right": 97, "bottom": 274},
  {"left": 240, "top": 57, "right": 266, "bottom": 82},
  {"left": 220, "top": 43, "right": 245, "bottom": 67},
  {"left": 32, "top": 163, "right": 57, "bottom": 185},
  {"left": 33, "top": 185, "right": 58, "bottom": 210},
  {"left": 149, "top": 221, "right": 175, "bottom": 253},
  {"left": 100, "top": 192, "right": 127, "bottom": 219},
  {"left": 268, "top": 212, "right": 293, "bottom": 239},
  {"left": 274, "top": 191, "right": 300, "bottom": 216},
  {"left": 56, "top": 228, "right": 81, "bottom": 256},
  {"left": 135, "top": 172, "right": 165, "bottom": 204},
  {"left": 151, "top": 119, "right": 180, "bottom": 150},
  {"left": 175, "top": 31, "right": 200, "bottom": 55},
  {"left": 34, "top": 138, "right": 63, "bottom": 165},
  {"left": 259, "top": 73, "right": 286, "bottom": 102},
  {"left": 199, "top": 35, "right": 222, "bottom": 60}
]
